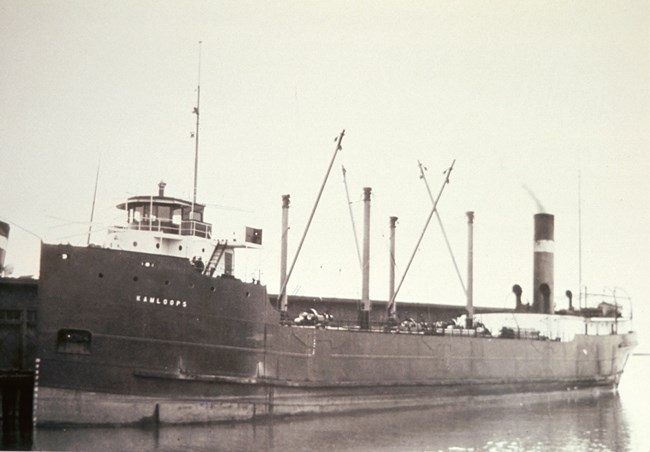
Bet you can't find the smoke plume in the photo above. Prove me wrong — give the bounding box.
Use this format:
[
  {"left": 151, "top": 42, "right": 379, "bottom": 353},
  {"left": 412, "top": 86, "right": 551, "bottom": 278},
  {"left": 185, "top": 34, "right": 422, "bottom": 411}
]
[{"left": 522, "top": 184, "right": 546, "bottom": 213}]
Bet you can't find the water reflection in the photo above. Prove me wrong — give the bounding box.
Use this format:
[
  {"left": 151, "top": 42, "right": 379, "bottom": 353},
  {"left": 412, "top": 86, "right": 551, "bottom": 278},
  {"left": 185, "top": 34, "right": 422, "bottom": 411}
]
[{"left": 27, "top": 357, "right": 650, "bottom": 451}]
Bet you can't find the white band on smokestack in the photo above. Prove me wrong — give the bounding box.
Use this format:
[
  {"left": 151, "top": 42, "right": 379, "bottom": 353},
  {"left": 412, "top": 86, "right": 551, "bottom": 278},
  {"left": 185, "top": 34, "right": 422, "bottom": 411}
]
[{"left": 534, "top": 240, "right": 554, "bottom": 253}]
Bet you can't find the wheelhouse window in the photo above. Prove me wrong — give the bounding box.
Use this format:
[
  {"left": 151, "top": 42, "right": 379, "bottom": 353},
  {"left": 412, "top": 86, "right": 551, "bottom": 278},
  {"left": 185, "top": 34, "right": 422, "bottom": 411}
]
[
  {"left": 156, "top": 205, "right": 171, "bottom": 221},
  {"left": 172, "top": 208, "right": 181, "bottom": 224},
  {"left": 132, "top": 206, "right": 144, "bottom": 222},
  {"left": 57, "top": 329, "right": 92, "bottom": 354}
]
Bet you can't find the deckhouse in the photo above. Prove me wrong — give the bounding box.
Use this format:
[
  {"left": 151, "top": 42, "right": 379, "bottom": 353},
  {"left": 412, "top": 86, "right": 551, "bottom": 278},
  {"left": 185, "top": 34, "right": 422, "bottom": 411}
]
[{"left": 103, "top": 182, "right": 256, "bottom": 278}]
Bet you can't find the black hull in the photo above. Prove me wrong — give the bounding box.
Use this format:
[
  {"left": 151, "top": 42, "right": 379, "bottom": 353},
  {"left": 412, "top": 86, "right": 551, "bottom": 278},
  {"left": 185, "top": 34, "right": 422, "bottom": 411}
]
[{"left": 35, "top": 244, "right": 637, "bottom": 425}]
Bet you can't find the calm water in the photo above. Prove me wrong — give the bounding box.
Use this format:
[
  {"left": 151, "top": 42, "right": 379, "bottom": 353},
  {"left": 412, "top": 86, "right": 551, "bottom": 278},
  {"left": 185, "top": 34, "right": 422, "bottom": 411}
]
[{"left": 15, "top": 356, "right": 650, "bottom": 451}]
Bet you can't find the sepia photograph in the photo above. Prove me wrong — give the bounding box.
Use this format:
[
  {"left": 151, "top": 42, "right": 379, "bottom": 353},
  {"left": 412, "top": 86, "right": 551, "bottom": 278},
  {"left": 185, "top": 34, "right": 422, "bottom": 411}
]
[{"left": 1, "top": 1, "right": 648, "bottom": 450}]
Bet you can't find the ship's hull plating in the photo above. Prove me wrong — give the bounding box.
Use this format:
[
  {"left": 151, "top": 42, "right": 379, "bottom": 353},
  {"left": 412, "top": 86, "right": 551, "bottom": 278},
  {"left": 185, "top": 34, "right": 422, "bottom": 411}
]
[{"left": 35, "top": 244, "right": 637, "bottom": 425}]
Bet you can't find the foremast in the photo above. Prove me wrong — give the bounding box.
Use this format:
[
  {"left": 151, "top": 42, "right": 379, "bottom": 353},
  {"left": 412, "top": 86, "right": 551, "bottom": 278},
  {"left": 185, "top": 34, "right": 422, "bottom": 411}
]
[{"left": 192, "top": 40, "right": 202, "bottom": 213}]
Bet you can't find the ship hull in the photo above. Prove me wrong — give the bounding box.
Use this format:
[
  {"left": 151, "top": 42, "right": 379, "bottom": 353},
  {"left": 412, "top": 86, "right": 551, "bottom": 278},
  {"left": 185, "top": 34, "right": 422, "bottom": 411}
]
[
  {"left": 36, "top": 377, "right": 620, "bottom": 426},
  {"left": 35, "top": 244, "right": 637, "bottom": 425}
]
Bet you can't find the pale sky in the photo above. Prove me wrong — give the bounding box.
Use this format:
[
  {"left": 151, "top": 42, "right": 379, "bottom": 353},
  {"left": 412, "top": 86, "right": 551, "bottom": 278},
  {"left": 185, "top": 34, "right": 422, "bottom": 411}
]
[{"left": 1, "top": 1, "right": 648, "bottom": 345}]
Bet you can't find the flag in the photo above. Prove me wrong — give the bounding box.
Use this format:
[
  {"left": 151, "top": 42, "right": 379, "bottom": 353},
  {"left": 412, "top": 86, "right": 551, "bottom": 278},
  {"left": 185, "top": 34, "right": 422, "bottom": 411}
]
[{"left": 245, "top": 227, "right": 262, "bottom": 245}]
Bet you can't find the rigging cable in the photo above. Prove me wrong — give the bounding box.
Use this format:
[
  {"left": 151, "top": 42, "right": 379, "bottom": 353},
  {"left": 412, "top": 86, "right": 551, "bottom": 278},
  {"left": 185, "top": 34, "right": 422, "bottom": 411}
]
[
  {"left": 341, "top": 165, "right": 362, "bottom": 269},
  {"left": 418, "top": 160, "right": 467, "bottom": 295},
  {"left": 388, "top": 160, "right": 456, "bottom": 317}
]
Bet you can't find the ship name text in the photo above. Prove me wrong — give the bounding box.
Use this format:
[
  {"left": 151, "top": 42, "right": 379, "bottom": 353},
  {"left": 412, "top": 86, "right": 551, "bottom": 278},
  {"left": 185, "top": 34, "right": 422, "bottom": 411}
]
[{"left": 136, "top": 295, "right": 188, "bottom": 308}]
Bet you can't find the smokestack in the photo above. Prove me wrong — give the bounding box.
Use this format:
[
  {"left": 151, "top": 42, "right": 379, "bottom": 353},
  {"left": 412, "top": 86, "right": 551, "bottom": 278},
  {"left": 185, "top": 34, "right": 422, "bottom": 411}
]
[
  {"left": 465, "top": 211, "right": 474, "bottom": 328},
  {"left": 533, "top": 213, "right": 554, "bottom": 314},
  {"left": 359, "top": 187, "right": 371, "bottom": 330},
  {"left": 280, "top": 195, "right": 290, "bottom": 318},
  {"left": 388, "top": 216, "right": 398, "bottom": 319},
  {"left": 0, "top": 221, "right": 9, "bottom": 274}
]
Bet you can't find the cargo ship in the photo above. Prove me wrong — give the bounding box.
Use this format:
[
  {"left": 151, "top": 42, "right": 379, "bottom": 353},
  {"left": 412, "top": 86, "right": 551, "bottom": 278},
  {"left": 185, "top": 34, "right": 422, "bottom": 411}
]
[
  {"left": 33, "top": 147, "right": 637, "bottom": 425},
  {"left": 32, "top": 76, "right": 636, "bottom": 424}
]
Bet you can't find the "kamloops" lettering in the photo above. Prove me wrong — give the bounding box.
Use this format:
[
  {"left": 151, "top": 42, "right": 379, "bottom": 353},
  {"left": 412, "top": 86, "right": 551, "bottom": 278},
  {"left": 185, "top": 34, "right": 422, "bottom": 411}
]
[{"left": 136, "top": 295, "right": 188, "bottom": 308}]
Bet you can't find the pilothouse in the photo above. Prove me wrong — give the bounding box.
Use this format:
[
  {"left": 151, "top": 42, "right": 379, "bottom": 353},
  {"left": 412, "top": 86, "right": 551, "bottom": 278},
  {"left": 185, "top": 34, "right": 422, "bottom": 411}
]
[{"left": 103, "top": 181, "right": 256, "bottom": 278}]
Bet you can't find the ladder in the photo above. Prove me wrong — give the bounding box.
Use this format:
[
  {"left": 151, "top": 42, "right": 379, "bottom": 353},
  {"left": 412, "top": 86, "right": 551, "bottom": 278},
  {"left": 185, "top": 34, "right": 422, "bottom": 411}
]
[{"left": 203, "top": 240, "right": 227, "bottom": 276}]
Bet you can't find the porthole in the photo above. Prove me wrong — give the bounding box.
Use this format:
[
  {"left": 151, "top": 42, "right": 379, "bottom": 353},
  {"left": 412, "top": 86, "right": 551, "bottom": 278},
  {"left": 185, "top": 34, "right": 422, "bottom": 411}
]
[
  {"left": 210, "top": 286, "right": 216, "bottom": 292},
  {"left": 133, "top": 241, "right": 138, "bottom": 247},
  {"left": 156, "top": 243, "right": 161, "bottom": 249},
  {"left": 133, "top": 276, "right": 139, "bottom": 282},
  {"left": 98, "top": 273, "right": 104, "bottom": 278},
  {"left": 178, "top": 245, "right": 183, "bottom": 251},
  {"left": 61, "top": 253, "right": 69, "bottom": 260},
  {"left": 164, "top": 280, "right": 170, "bottom": 285},
  {"left": 245, "top": 291, "right": 250, "bottom": 297}
]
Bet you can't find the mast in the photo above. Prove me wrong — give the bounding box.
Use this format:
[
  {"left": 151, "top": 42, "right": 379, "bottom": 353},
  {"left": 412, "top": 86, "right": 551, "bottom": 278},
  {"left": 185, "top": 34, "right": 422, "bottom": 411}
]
[{"left": 192, "top": 41, "right": 202, "bottom": 212}]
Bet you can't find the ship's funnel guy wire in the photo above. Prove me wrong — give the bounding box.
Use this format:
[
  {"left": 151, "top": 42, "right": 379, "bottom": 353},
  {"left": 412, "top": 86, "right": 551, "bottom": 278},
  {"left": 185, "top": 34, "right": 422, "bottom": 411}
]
[{"left": 0, "top": 217, "right": 43, "bottom": 242}]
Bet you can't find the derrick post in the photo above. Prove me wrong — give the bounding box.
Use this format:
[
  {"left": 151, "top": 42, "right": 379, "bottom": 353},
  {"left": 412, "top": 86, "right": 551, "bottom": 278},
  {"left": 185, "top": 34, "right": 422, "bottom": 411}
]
[
  {"left": 359, "top": 187, "right": 372, "bottom": 330},
  {"left": 465, "top": 211, "right": 474, "bottom": 328},
  {"left": 387, "top": 216, "right": 398, "bottom": 320},
  {"left": 280, "top": 194, "right": 290, "bottom": 320}
]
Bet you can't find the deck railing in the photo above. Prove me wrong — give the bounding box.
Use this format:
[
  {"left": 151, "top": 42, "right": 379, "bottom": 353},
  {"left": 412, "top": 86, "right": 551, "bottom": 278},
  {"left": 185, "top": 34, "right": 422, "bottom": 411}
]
[{"left": 127, "top": 219, "right": 212, "bottom": 238}]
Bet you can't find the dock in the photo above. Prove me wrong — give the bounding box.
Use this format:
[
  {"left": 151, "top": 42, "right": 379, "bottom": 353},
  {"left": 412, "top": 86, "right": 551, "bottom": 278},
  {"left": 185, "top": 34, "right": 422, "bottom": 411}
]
[{"left": 0, "top": 277, "right": 37, "bottom": 447}]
